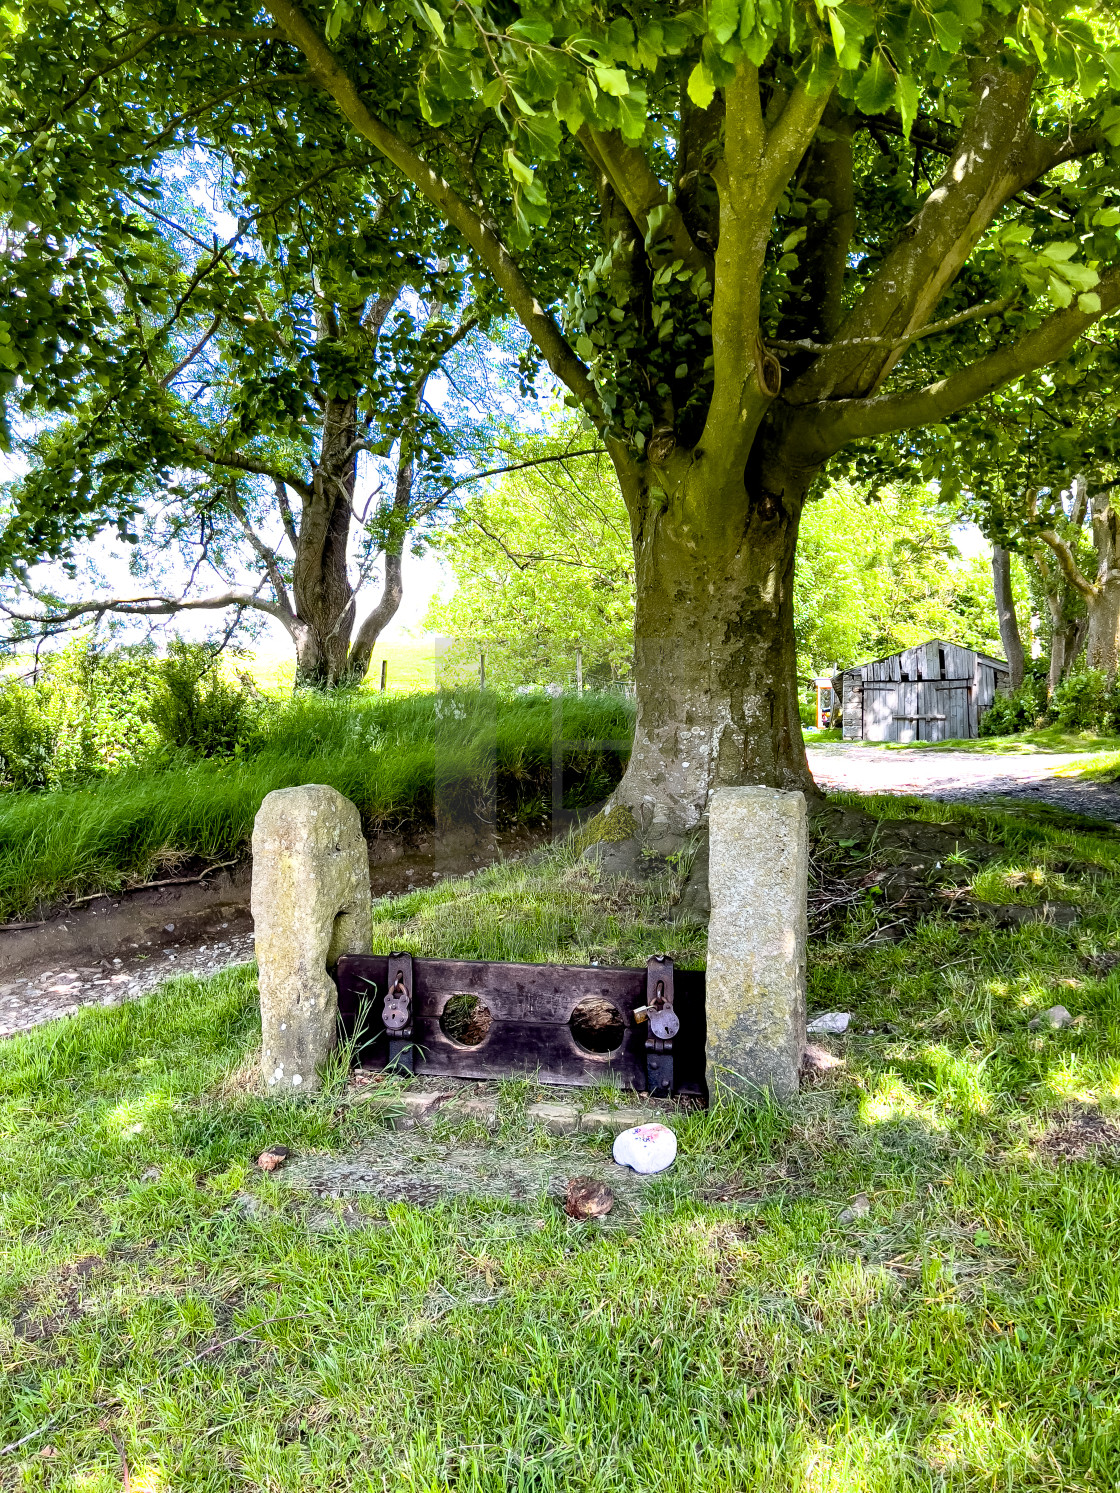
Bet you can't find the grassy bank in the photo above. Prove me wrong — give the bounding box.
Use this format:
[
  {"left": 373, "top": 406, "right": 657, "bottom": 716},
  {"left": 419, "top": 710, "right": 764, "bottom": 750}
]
[
  {"left": 2, "top": 801, "right": 1120, "bottom": 1487},
  {"left": 0, "top": 689, "right": 633, "bottom": 921}
]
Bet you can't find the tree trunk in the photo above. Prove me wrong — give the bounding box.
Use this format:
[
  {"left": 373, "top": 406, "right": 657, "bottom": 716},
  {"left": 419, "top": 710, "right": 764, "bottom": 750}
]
[
  {"left": 1087, "top": 491, "right": 1120, "bottom": 677},
  {"left": 606, "top": 447, "right": 815, "bottom": 849},
  {"left": 1086, "top": 580, "right": 1120, "bottom": 676},
  {"left": 991, "top": 544, "right": 1025, "bottom": 689},
  {"left": 291, "top": 395, "right": 360, "bottom": 688}
]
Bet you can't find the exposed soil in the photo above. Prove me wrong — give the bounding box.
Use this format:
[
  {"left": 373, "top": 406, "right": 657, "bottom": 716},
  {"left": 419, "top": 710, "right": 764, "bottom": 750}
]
[
  {"left": 1036, "top": 1111, "right": 1120, "bottom": 1161},
  {"left": 0, "top": 822, "right": 553, "bottom": 1041}
]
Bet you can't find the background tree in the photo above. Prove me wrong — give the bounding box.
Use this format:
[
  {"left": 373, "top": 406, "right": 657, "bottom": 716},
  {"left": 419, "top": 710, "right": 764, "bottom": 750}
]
[
  {"left": 915, "top": 338, "right": 1120, "bottom": 682},
  {"left": 5, "top": 0, "right": 1120, "bottom": 842},
  {"left": 425, "top": 422, "right": 633, "bottom": 688},
  {"left": 0, "top": 145, "right": 492, "bottom": 686}
]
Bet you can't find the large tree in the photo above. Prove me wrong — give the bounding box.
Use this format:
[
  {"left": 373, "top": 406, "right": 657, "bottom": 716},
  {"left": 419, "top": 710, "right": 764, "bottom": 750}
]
[{"left": 4, "top": 0, "right": 1120, "bottom": 842}]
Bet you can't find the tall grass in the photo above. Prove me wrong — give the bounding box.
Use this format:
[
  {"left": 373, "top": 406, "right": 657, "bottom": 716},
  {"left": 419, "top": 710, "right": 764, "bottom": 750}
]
[{"left": 0, "top": 688, "right": 634, "bottom": 921}]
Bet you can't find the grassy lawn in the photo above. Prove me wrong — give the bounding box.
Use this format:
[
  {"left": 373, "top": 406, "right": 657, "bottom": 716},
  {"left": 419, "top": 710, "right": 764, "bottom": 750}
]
[
  {"left": 3, "top": 803, "right": 1120, "bottom": 1489},
  {"left": 0, "top": 690, "right": 632, "bottom": 921}
]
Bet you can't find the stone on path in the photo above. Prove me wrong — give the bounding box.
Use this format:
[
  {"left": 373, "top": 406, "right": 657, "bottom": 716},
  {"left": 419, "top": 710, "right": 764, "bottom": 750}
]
[
  {"left": 705, "top": 786, "right": 808, "bottom": 1102},
  {"left": 253, "top": 785, "right": 372, "bottom": 1093}
]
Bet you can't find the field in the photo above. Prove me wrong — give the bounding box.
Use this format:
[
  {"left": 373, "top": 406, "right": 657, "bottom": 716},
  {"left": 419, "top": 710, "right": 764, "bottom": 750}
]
[
  {"left": 239, "top": 640, "right": 442, "bottom": 695},
  {"left": 2, "top": 797, "right": 1119, "bottom": 1489}
]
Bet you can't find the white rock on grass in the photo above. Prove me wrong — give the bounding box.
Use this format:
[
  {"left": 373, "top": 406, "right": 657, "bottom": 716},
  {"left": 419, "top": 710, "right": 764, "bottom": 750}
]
[
  {"left": 1028, "top": 1004, "right": 1075, "bottom": 1031},
  {"left": 807, "top": 1011, "right": 851, "bottom": 1035},
  {"left": 612, "top": 1123, "right": 677, "bottom": 1175}
]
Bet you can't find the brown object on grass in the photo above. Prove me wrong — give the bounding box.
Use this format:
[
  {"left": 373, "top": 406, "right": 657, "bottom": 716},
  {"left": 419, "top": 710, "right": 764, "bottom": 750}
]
[
  {"left": 564, "top": 1177, "right": 615, "bottom": 1220},
  {"left": 256, "top": 1145, "right": 292, "bottom": 1172}
]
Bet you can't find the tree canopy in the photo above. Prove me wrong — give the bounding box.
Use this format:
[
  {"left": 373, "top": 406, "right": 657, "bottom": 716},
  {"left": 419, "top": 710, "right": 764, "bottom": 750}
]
[{"left": 4, "top": 0, "right": 1120, "bottom": 825}]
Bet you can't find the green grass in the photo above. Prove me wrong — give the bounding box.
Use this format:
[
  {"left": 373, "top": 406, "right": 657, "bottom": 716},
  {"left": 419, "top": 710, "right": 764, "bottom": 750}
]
[
  {"left": 854, "top": 726, "right": 1120, "bottom": 755},
  {"left": 3, "top": 805, "right": 1120, "bottom": 1488},
  {"left": 0, "top": 689, "right": 634, "bottom": 921}
]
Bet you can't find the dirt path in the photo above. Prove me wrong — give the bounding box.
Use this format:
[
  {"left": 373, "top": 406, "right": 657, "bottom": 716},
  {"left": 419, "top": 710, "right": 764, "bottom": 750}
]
[
  {"left": 807, "top": 742, "right": 1120, "bottom": 823},
  {"left": 0, "top": 824, "right": 552, "bottom": 1042}
]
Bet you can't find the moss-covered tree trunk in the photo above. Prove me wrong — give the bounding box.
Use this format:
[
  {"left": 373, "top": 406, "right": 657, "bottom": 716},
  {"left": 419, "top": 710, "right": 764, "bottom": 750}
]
[{"left": 604, "top": 439, "right": 815, "bottom": 847}]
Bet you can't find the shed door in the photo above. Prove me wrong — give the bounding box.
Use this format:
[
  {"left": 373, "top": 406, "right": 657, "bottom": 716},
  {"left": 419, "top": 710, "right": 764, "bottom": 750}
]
[
  {"left": 862, "top": 681, "right": 901, "bottom": 741},
  {"left": 932, "top": 681, "right": 971, "bottom": 741}
]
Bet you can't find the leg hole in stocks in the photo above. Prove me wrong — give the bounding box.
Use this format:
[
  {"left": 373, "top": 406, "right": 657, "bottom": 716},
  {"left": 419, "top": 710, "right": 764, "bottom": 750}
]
[
  {"left": 440, "top": 994, "right": 493, "bottom": 1047},
  {"left": 569, "top": 998, "right": 626, "bottom": 1054}
]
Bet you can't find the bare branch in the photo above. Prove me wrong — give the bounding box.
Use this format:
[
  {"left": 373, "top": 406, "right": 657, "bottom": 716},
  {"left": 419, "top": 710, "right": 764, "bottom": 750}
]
[
  {"left": 265, "top": 0, "right": 599, "bottom": 415},
  {"left": 2, "top": 587, "right": 293, "bottom": 630},
  {"left": 186, "top": 439, "right": 311, "bottom": 501},
  {"left": 273, "top": 477, "right": 300, "bottom": 550},
  {"left": 770, "top": 296, "right": 1013, "bottom": 355}
]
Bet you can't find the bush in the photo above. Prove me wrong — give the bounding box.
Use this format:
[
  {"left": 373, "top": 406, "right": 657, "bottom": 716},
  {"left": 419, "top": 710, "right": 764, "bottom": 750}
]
[
  {"left": 0, "top": 640, "right": 164, "bottom": 790},
  {"left": 979, "top": 660, "right": 1050, "bottom": 737},
  {"left": 150, "top": 641, "right": 261, "bottom": 759},
  {"left": 1052, "top": 668, "right": 1120, "bottom": 735}
]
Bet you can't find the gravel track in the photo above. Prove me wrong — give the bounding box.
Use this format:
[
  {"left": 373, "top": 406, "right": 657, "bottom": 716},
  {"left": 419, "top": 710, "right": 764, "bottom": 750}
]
[{"left": 807, "top": 743, "right": 1120, "bottom": 823}]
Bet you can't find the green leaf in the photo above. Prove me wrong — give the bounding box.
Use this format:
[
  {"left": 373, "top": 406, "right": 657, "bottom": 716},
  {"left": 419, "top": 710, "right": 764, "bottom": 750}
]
[
  {"left": 895, "top": 74, "right": 919, "bottom": 139},
  {"left": 854, "top": 50, "right": 895, "bottom": 114},
  {"left": 507, "top": 15, "right": 553, "bottom": 44},
  {"left": 504, "top": 149, "right": 535, "bottom": 186},
  {"left": 930, "top": 10, "right": 964, "bottom": 52},
  {"left": 420, "top": 3, "right": 445, "bottom": 42},
  {"left": 518, "top": 111, "right": 562, "bottom": 160},
  {"left": 594, "top": 66, "right": 630, "bottom": 96},
  {"left": 1078, "top": 292, "right": 1102, "bottom": 314},
  {"left": 709, "top": 0, "right": 740, "bottom": 45},
  {"left": 687, "top": 61, "right": 717, "bottom": 107},
  {"left": 576, "top": 334, "right": 595, "bottom": 360},
  {"left": 1048, "top": 274, "right": 1073, "bottom": 309}
]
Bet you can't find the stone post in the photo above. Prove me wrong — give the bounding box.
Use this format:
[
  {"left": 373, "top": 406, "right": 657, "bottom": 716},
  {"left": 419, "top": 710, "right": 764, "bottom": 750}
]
[
  {"left": 705, "top": 786, "right": 808, "bottom": 1102},
  {"left": 252, "top": 785, "right": 372, "bottom": 1092}
]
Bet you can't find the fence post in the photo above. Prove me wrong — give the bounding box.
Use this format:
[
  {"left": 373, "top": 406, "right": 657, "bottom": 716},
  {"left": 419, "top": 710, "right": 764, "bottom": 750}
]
[
  {"left": 252, "top": 785, "right": 372, "bottom": 1093},
  {"left": 575, "top": 647, "right": 583, "bottom": 695},
  {"left": 380, "top": 659, "right": 387, "bottom": 692},
  {"left": 479, "top": 650, "right": 486, "bottom": 689},
  {"left": 705, "top": 786, "right": 808, "bottom": 1102}
]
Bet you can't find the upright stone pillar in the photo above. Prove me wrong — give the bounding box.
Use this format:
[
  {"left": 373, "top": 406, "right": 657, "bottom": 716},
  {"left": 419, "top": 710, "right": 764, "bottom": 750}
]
[
  {"left": 252, "top": 785, "right": 371, "bottom": 1092},
  {"left": 705, "top": 786, "right": 808, "bottom": 1102}
]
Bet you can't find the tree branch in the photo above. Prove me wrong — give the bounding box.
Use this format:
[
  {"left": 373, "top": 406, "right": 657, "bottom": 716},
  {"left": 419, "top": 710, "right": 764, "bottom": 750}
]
[
  {"left": 265, "top": 0, "right": 598, "bottom": 415},
  {"left": 576, "top": 125, "right": 710, "bottom": 275},
  {"left": 273, "top": 477, "right": 300, "bottom": 550},
  {"left": 770, "top": 296, "right": 1013, "bottom": 355},
  {"left": 1036, "top": 528, "right": 1097, "bottom": 600},
  {"left": 2, "top": 588, "right": 293, "bottom": 629},
  {"left": 225, "top": 489, "right": 295, "bottom": 618},
  {"left": 162, "top": 315, "right": 223, "bottom": 387},
  {"left": 789, "top": 63, "right": 1046, "bottom": 406},
  {"left": 702, "top": 65, "right": 829, "bottom": 465},
  {"left": 803, "top": 266, "right": 1120, "bottom": 453},
  {"left": 187, "top": 440, "right": 311, "bottom": 501}
]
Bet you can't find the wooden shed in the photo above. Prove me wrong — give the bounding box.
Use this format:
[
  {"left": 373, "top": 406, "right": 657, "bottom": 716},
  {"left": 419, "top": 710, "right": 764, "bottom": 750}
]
[{"left": 841, "top": 640, "right": 1009, "bottom": 743}]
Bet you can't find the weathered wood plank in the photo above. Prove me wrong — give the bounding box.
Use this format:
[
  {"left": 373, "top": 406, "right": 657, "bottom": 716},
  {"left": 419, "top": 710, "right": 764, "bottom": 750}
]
[{"left": 336, "top": 955, "right": 708, "bottom": 1094}]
